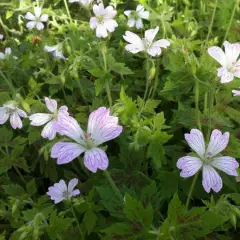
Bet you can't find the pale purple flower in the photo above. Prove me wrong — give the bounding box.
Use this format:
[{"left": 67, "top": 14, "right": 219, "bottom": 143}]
[
  {"left": 0, "top": 102, "right": 27, "bottom": 129},
  {"left": 124, "top": 5, "right": 149, "bottom": 29},
  {"left": 232, "top": 90, "right": 240, "bottom": 96},
  {"left": 0, "top": 48, "right": 18, "bottom": 60},
  {"left": 177, "top": 129, "right": 239, "bottom": 193},
  {"left": 44, "top": 45, "right": 65, "bottom": 60},
  {"left": 0, "top": 34, "right": 3, "bottom": 40},
  {"left": 29, "top": 97, "right": 69, "bottom": 140},
  {"left": 90, "top": 3, "right": 118, "bottom": 38},
  {"left": 47, "top": 178, "right": 80, "bottom": 204},
  {"left": 25, "top": 7, "right": 48, "bottom": 30},
  {"left": 208, "top": 41, "right": 240, "bottom": 83},
  {"left": 123, "top": 26, "right": 170, "bottom": 57},
  {"left": 51, "top": 107, "right": 123, "bottom": 173}
]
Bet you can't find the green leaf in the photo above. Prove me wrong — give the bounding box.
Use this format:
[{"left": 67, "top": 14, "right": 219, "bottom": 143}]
[
  {"left": 3, "top": 184, "right": 25, "bottom": 197},
  {"left": 83, "top": 210, "right": 97, "bottom": 234},
  {"left": 26, "top": 179, "right": 36, "bottom": 196}
]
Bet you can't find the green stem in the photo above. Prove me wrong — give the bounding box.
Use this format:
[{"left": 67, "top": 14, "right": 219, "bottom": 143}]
[
  {"left": 104, "top": 170, "right": 123, "bottom": 203},
  {"left": 207, "top": 87, "right": 215, "bottom": 140},
  {"left": 151, "top": 59, "right": 160, "bottom": 98},
  {"left": 222, "top": 0, "right": 239, "bottom": 44},
  {"left": 185, "top": 172, "right": 199, "bottom": 211},
  {"left": 14, "top": 167, "right": 27, "bottom": 185},
  {"left": 143, "top": 57, "right": 150, "bottom": 102},
  {"left": 204, "top": 92, "right": 208, "bottom": 115},
  {"left": 195, "top": 80, "right": 201, "bottom": 131},
  {"left": 205, "top": 0, "right": 219, "bottom": 44},
  {"left": 70, "top": 206, "right": 84, "bottom": 240},
  {"left": 63, "top": 0, "right": 73, "bottom": 23}
]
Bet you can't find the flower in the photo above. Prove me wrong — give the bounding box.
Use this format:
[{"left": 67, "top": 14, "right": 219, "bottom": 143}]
[
  {"left": 47, "top": 178, "right": 80, "bottom": 204},
  {"left": 0, "top": 102, "right": 27, "bottom": 129},
  {"left": 124, "top": 5, "right": 149, "bottom": 29},
  {"left": 25, "top": 7, "right": 48, "bottom": 30},
  {"left": 0, "top": 48, "right": 18, "bottom": 60},
  {"left": 69, "top": 0, "right": 93, "bottom": 8},
  {"left": 44, "top": 45, "right": 65, "bottom": 60},
  {"left": 90, "top": 3, "right": 118, "bottom": 38},
  {"left": 232, "top": 90, "right": 240, "bottom": 96},
  {"left": 29, "top": 97, "right": 69, "bottom": 140},
  {"left": 208, "top": 41, "right": 240, "bottom": 83},
  {"left": 123, "top": 26, "right": 170, "bottom": 57},
  {"left": 177, "top": 129, "right": 239, "bottom": 193},
  {"left": 0, "top": 34, "right": 3, "bottom": 39},
  {"left": 51, "top": 107, "right": 123, "bottom": 173}
]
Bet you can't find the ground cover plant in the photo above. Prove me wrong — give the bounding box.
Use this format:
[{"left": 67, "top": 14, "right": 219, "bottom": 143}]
[{"left": 1, "top": 0, "right": 240, "bottom": 239}]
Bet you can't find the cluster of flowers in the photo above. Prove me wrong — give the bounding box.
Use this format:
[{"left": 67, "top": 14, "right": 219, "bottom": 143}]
[{"left": 1, "top": 1, "right": 240, "bottom": 202}]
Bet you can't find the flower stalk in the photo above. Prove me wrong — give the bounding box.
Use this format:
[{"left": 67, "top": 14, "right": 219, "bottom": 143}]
[{"left": 70, "top": 205, "right": 84, "bottom": 240}]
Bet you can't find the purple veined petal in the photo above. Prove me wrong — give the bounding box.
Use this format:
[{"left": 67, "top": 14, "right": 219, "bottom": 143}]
[
  {"left": 51, "top": 142, "right": 86, "bottom": 164},
  {"left": 211, "top": 156, "right": 239, "bottom": 176},
  {"left": 25, "top": 12, "right": 36, "bottom": 21},
  {"left": 29, "top": 113, "right": 53, "bottom": 126},
  {"left": 5, "top": 48, "right": 11, "bottom": 55},
  {"left": 147, "top": 44, "right": 162, "bottom": 57},
  {"left": 206, "top": 129, "right": 229, "bottom": 158},
  {"left": 184, "top": 129, "right": 206, "bottom": 158},
  {"left": 69, "top": 189, "right": 80, "bottom": 197},
  {"left": 68, "top": 178, "right": 78, "bottom": 193},
  {"left": 137, "top": 8, "right": 149, "bottom": 20},
  {"left": 36, "top": 22, "right": 44, "bottom": 30},
  {"left": 47, "top": 179, "right": 68, "bottom": 203},
  {"left": 232, "top": 90, "right": 240, "bottom": 96},
  {"left": 202, "top": 165, "right": 223, "bottom": 193},
  {"left": 123, "top": 31, "right": 144, "bottom": 54},
  {"left": 136, "top": 4, "right": 144, "bottom": 12},
  {"left": 40, "top": 14, "right": 48, "bottom": 22},
  {"left": 177, "top": 156, "right": 203, "bottom": 178},
  {"left": 105, "top": 6, "right": 117, "bottom": 18},
  {"left": 220, "top": 71, "right": 234, "bottom": 83},
  {"left": 26, "top": 21, "right": 37, "bottom": 30},
  {"left": 41, "top": 121, "right": 57, "bottom": 140},
  {"left": 34, "top": 7, "right": 42, "bottom": 18},
  {"left": 10, "top": 112, "right": 22, "bottom": 129},
  {"left": 17, "top": 108, "right": 27, "bottom": 118},
  {"left": 223, "top": 41, "right": 240, "bottom": 64},
  {"left": 57, "top": 114, "right": 85, "bottom": 142},
  {"left": 93, "top": 3, "right": 105, "bottom": 16},
  {"left": 45, "top": 97, "right": 58, "bottom": 113},
  {"left": 58, "top": 106, "right": 69, "bottom": 115},
  {"left": 87, "top": 107, "right": 123, "bottom": 146},
  {"left": 84, "top": 147, "right": 109, "bottom": 173},
  {"left": 144, "top": 26, "right": 159, "bottom": 45},
  {"left": 207, "top": 46, "right": 226, "bottom": 67},
  {"left": 217, "top": 66, "right": 227, "bottom": 77},
  {"left": 0, "top": 107, "right": 9, "bottom": 124},
  {"left": 153, "top": 39, "right": 171, "bottom": 49}
]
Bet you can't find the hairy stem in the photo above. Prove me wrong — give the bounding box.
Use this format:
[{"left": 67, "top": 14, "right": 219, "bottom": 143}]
[{"left": 71, "top": 206, "right": 84, "bottom": 240}]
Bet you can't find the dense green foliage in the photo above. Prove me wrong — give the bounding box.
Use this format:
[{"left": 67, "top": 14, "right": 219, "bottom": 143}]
[{"left": 1, "top": 0, "right": 240, "bottom": 239}]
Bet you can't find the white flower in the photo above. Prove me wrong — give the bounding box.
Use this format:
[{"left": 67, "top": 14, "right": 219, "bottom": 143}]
[
  {"left": 0, "top": 34, "right": 3, "bottom": 39},
  {"left": 90, "top": 3, "right": 118, "bottom": 38},
  {"left": 208, "top": 41, "right": 240, "bottom": 83},
  {"left": 124, "top": 5, "right": 149, "bottom": 29},
  {"left": 177, "top": 129, "right": 239, "bottom": 193},
  {"left": 47, "top": 178, "right": 80, "bottom": 204},
  {"left": 232, "top": 90, "right": 240, "bottom": 96},
  {"left": 123, "top": 26, "right": 170, "bottom": 57},
  {"left": 0, "top": 102, "right": 27, "bottom": 129},
  {"left": 69, "top": 0, "right": 93, "bottom": 8},
  {"left": 0, "top": 48, "right": 18, "bottom": 60},
  {"left": 44, "top": 45, "right": 65, "bottom": 60},
  {"left": 25, "top": 7, "right": 48, "bottom": 30},
  {"left": 29, "top": 97, "right": 69, "bottom": 140}
]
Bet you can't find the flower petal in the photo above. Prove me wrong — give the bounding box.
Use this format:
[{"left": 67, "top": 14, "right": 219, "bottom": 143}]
[
  {"left": 40, "top": 14, "right": 48, "bottom": 22},
  {"left": 29, "top": 113, "right": 52, "bottom": 126},
  {"left": 123, "top": 31, "right": 144, "bottom": 54},
  {"left": 138, "top": 10, "right": 149, "bottom": 20},
  {"left": 25, "top": 12, "right": 36, "bottom": 21},
  {"left": 36, "top": 22, "right": 44, "bottom": 30},
  {"left": 224, "top": 41, "right": 240, "bottom": 63},
  {"left": 184, "top": 129, "right": 206, "bottom": 158},
  {"left": 206, "top": 129, "right": 229, "bottom": 158},
  {"left": 26, "top": 21, "right": 36, "bottom": 29},
  {"left": 0, "top": 52, "right": 5, "bottom": 59},
  {"left": 10, "top": 112, "right": 22, "bottom": 129},
  {"left": 93, "top": 3, "right": 104, "bottom": 16},
  {"left": 87, "top": 107, "right": 123, "bottom": 146},
  {"left": 232, "top": 90, "right": 240, "bottom": 96},
  {"left": 51, "top": 142, "right": 86, "bottom": 164},
  {"left": 84, "top": 148, "right": 109, "bottom": 173},
  {"left": 34, "top": 7, "right": 42, "bottom": 18},
  {"left": 90, "top": 17, "right": 98, "bottom": 29},
  {"left": 104, "top": 19, "right": 118, "bottom": 33},
  {"left": 44, "top": 45, "right": 58, "bottom": 53},
  {"left": 17, "top": 109, "right": 27, "bottom": 118},
  {"left": 211, "top": 156, "right": 239, "bottom": 176},
  {"left": 208, "top": 46, "right": 226, "bottom": 67},
  {"left": 96, "top": 24, "right": 108, "bottom": 38},
  {"left": 0, "top": 107, "right": 9, "bottom": 124},
  {"left": 41, "top": 121, "right": 57, "bottom": 140},
  {"left": 220, "top": 71, "right": 234, "bottom": 83},
  {"left": 68, "top": 178, "right": 79, "bottom": 193},
  {"left": 105, "top": 6, "right": 117, "bottom": 18},
  {"left": 177, "top": 156, "right": 202, "bottom": 178},
  {"left": 147, "top": 44, "right": 162, "bottom": 57},
  {"left": 135, "top": 18, "right": 143, "bottom": 29},
  {"left": 127, "top": 18, "right": 135, "bottom": 27},
  {"left": 144, "top": 26, "right": 159, "bottom": 45},
  {"left": 124, "top": 10, "right": 132, "bottom": 17},
  {"left": 5, "top": 48, "right": 11, "bottom": 55},
  {"left": 202, "top": 165, "right": 222, "bottom": 193},
  {"left": 44, "top": 97, "right": 57, "bottom": 113}
]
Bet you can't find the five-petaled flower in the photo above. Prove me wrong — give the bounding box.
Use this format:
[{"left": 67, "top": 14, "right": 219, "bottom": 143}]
[
  {"left": 44, "top": 45, "right": 66, "bottom": 60},
  {"left": 47, "top": 178, "right": 80, "bottom": 204},
  {"left": 0, "top": 48, "right": 18, "bottom": 60},
  {"left": 25, "top": 7, "right": 48, "bottom": 30},
  {"left": 123, "top": 26, "right": 170, "bottom": 57},
  {"left": 29, "top": 97, "right": 69, "bottom": 140},
  {"left": 90, "top": 3, "right": 118, "bottom": 38},
  {"left": 51, "top": 107, "right": 123, "bottom": 173},
  {"left": 124, "top": 5, "right": 149, "bottom": 29},
  {"left": 0, "top": 102, "right": 27, "bottom": 129},
  {"left": 177, "top": 129, "right": 239, "bottom": 193},
  {"left": 69, "top": 0, "right": 93, "bottom": 8},
  {"left": 208, "top": 41, "right": 240, "bottom": 83}
]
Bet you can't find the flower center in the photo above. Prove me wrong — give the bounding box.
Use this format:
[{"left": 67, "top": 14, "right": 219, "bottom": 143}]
[
  {"left": 202, "top": 152, "right": 212, "bottom": 164},
  {"left": 97, "top": 15, "right": 105, "bottom": 24},
  {"left": 84, "top": 133, "right": 95, "bottom": 150},
  {"left": 52, "top": 111, "right": 58, "bottom": 121},
  {"left": 227, "top": 61, "right": 240, "bottom": 73},
  {"left": 62, "top": 191, "right": 69, "bottom": 199}
]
